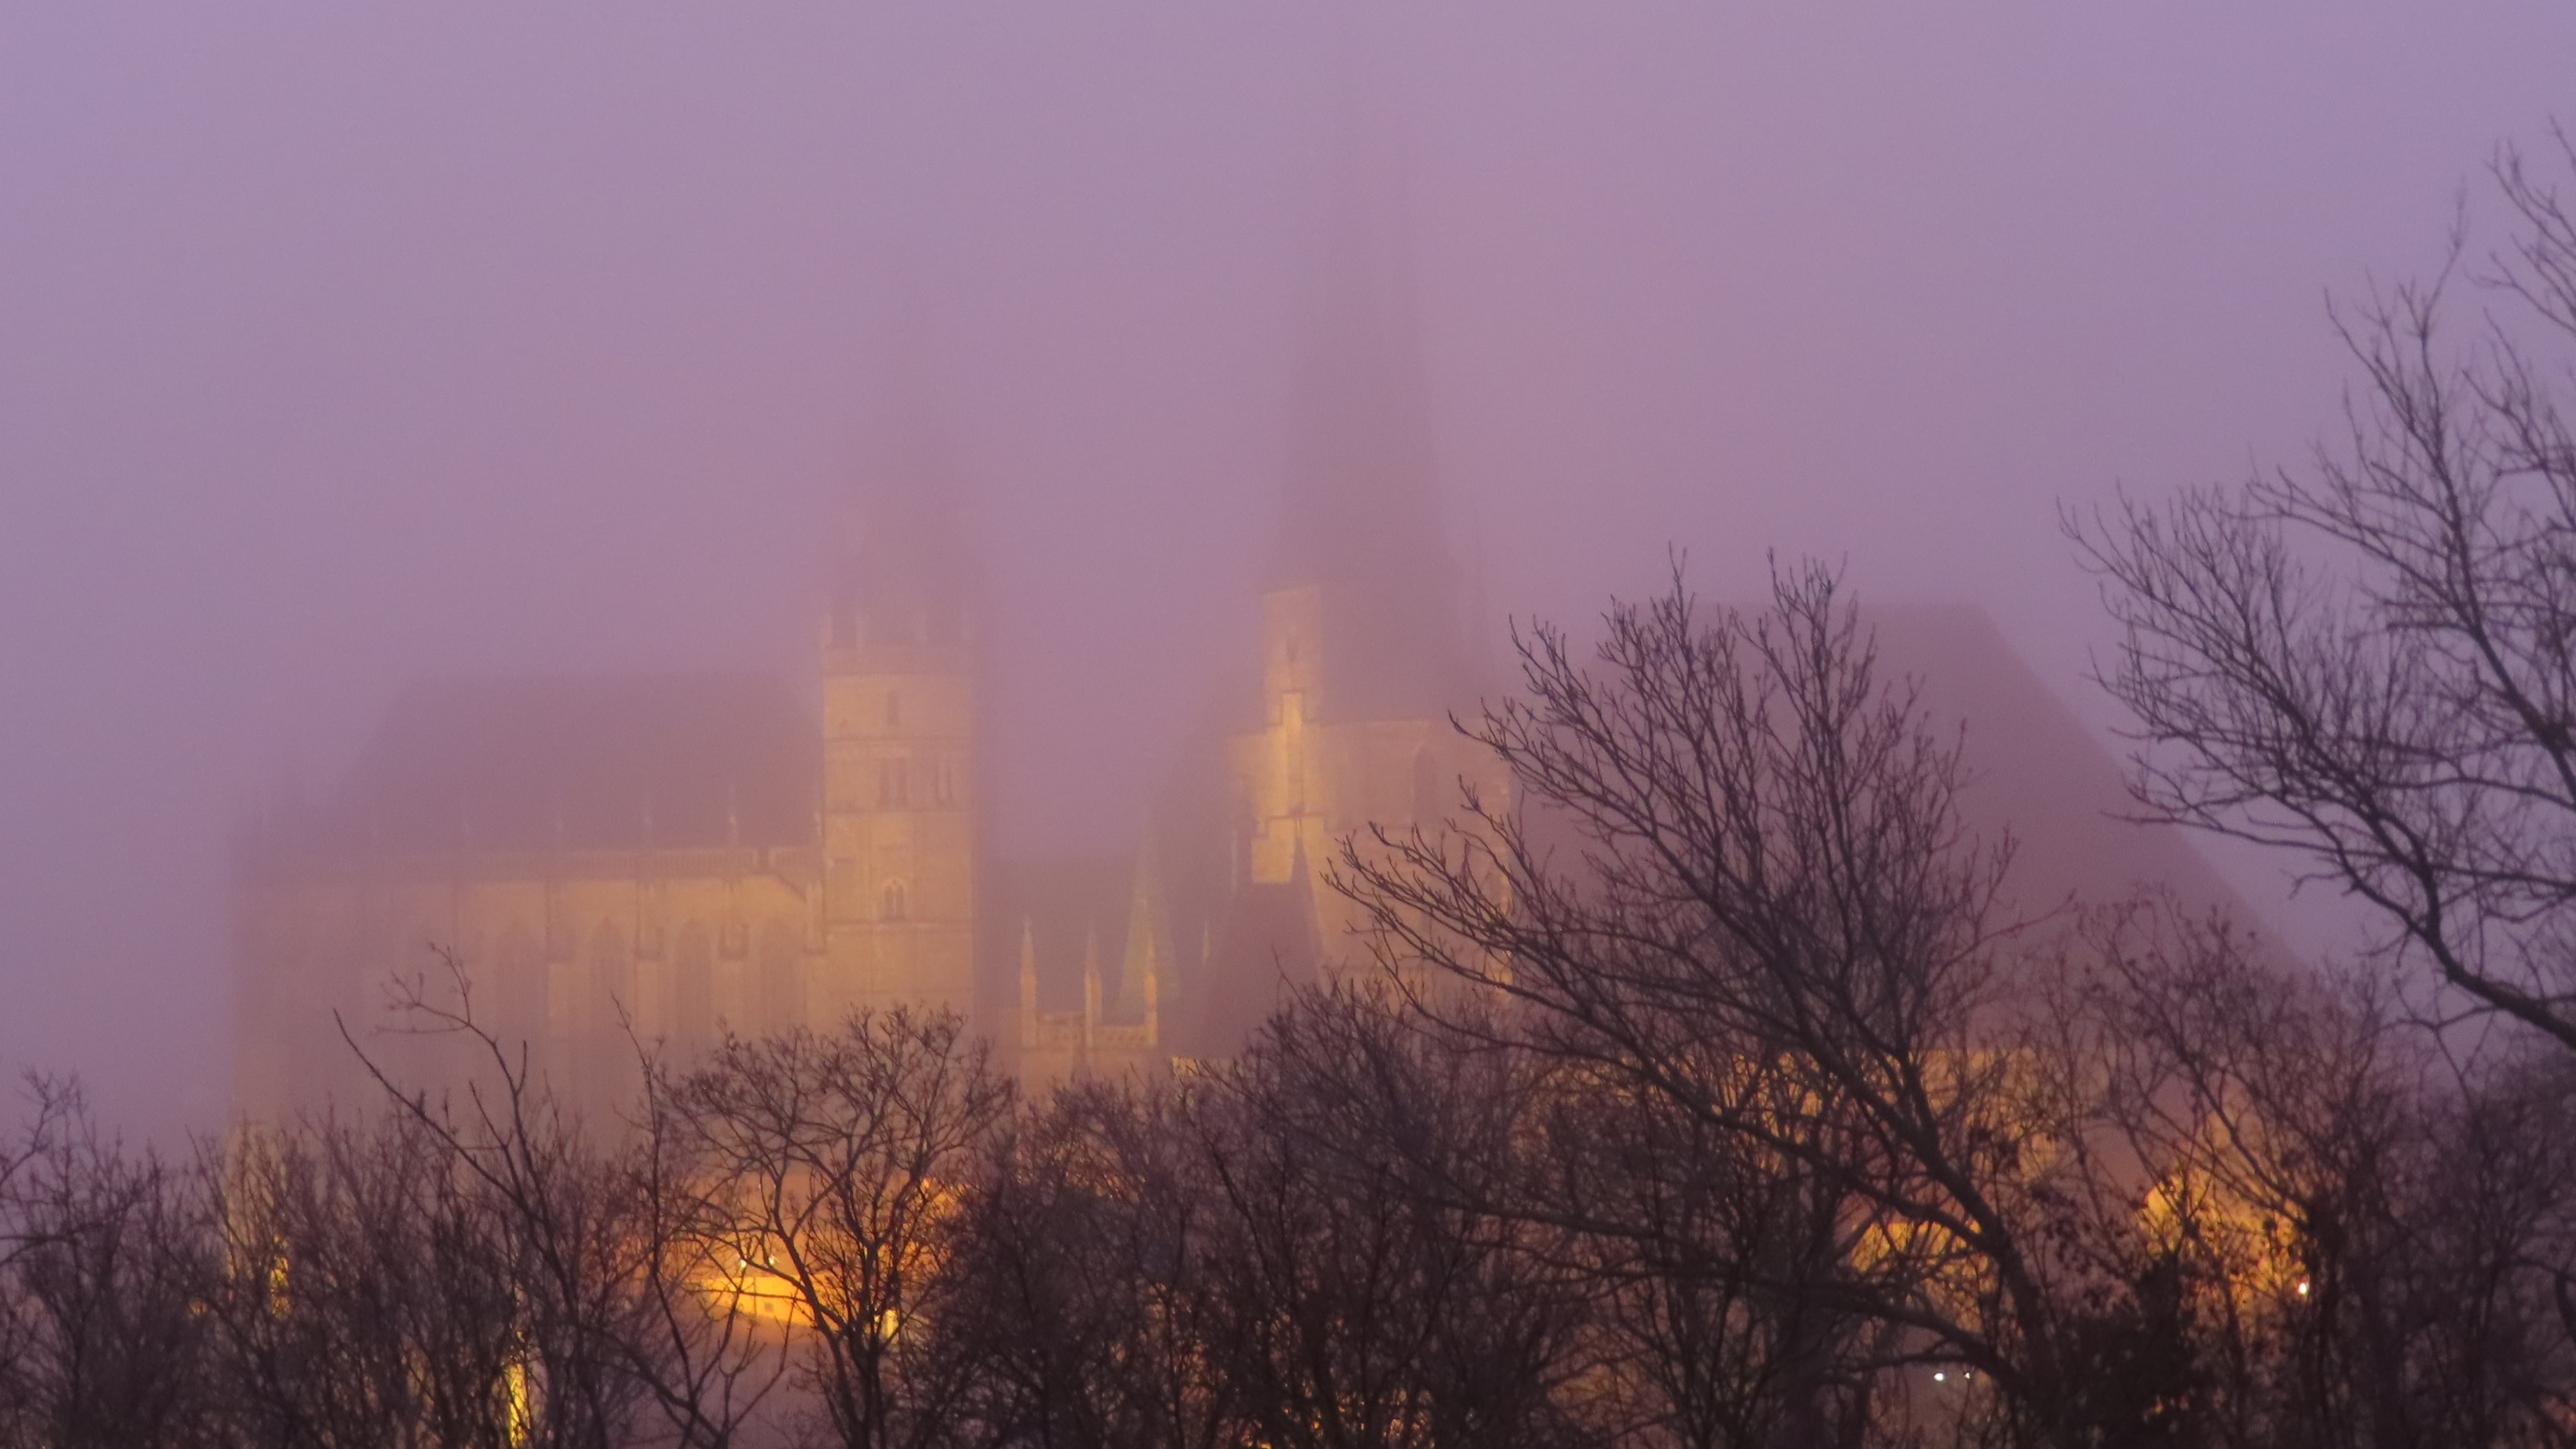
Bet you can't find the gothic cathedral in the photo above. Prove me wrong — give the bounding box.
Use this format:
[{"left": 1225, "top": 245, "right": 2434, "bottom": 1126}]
[{"left": 231, "top": 189, "right": 1500, "bottom": 1121}]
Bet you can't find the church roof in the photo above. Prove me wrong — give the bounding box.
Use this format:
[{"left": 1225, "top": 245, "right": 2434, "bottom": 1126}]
[
  {"left": 1187, "top": 875, "right": 1320, "bottom": 1054},
  {"left": 1866, "top": 604, "right": 2247, "bottom": 924},
  {"left": 299, "top": 672, "right": 819, "bottom": 856}
]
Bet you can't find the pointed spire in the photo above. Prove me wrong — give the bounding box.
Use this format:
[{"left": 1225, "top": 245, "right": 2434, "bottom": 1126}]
[
  {"left": 1081, "top": 926, "right": 1101, "bottom": 1053},
  {"left": 1018, "top": 919, "right": 1039, "bottom": 1050},
  {"left": 831, "top": 294, "right": 974, "bottom": 648},
  {"left": 1116, "top": 827, "right": 1174, "bottom": 1019},
  {"left": 1273, "top": 139, "right": 1437, "bottom": 579},
  {"left": 1266, "top": 106, "right": 1468, "bottom": 719}
]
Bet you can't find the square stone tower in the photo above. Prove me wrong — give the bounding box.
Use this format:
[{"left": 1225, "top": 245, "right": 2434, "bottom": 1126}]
[{"left": 817, "top": 592, "right": 975, "bottom": 1018}]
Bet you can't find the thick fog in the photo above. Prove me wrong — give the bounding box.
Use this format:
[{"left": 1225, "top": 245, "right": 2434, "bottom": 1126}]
[{"left": 6, "top": 1, "right": 2573, "bottom": 1135}]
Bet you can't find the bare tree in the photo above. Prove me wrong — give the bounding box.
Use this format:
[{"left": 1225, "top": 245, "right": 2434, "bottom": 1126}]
[
  {"left": 1530, "top": 1051, "right": 1894, "bottom": 1449},
  {"left": 346, "top": 949, "right": 786, "bottom": 1448},
  {"left": 2076, "top": 903, "right": 2576, "bottom": 1449},
  {"left": 0, "top": 1083, "right": 220, "bottom": 1448},
  {"left": 0, "top": 1077, "right": 83, "bottom": 1429},
  {"left": 657, "top": 1006, "right": 1012, "bottom": 1449},
  {"left": 200, "top": 1114, "right": 535, "bottom": 1449},
  {"left": 2072, "top": 131, "right": 2576, "bottom": 1056},
  {"left": 940, "top": 1077, "right": 1241, "bottom": 1449},
  {"left": 1333, "top": 563, "right": 2160, "bottom": 1446},
  {"left": 1195, "top": 988, "right": 1599, "bottom": 1449}
]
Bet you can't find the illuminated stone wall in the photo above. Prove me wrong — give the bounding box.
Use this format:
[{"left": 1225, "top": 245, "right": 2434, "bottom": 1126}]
[
  {"left": 236, "top": 604, "right": 983, "bottom": 1124},
  {"left": 819, "top": 629, "right": 977, "bottom": 1017},
  {"left": 236, "top": 849, "right": 827, "bottom": 1123},
  {"left": 1228, "top": 581, "right": 1504, "bottom": 980}
]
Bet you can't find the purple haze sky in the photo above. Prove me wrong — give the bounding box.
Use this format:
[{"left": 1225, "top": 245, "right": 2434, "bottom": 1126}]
[{"left": 4, "top": 2, "right": 2573, "bottom": 1133}]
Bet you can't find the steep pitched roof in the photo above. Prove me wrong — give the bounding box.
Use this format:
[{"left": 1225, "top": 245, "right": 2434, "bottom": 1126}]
[
  {"left": 302, "top": 673, "right": 819, "bottom": 855},
  {"left": 1868, "top": 604, "right": 2248, "bottom": 925},
  {"left": 1188, "top": 873, "right": 1321, "bottom": 1056}
]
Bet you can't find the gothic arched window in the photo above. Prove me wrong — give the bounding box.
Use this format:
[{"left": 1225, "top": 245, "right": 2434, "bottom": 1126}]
[
  {"left": 674, "top": 923, "right": 716, "bottom": 1048},
  {"left": 1412, "top": 746, "right": 1442, "bottom": 825},
  {"left": 588, "top": 921, "right": 631, "bottom": 1018},
  {"left": 880, "top": 880, "right": 909, "bottom": 923},
  {"left": 497, "top": 921, "right": 545, "bottom": 1035},
  {"left": 757, "top": 919, "right": 802, "bottom": 1031}
]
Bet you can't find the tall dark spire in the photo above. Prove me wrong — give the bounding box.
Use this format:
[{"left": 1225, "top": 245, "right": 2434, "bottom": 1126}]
[
  {"left": 830, "top": 300, "right": 974, "bottom": 646},
  {"left": 1266, "top": 110, "right": 1470, "bottom": 718}
]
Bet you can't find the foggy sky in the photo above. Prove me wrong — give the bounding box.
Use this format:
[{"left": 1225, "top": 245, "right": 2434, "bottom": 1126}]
[{"left": 6, "top": 1, "right": 2573, "bottom": 1135}]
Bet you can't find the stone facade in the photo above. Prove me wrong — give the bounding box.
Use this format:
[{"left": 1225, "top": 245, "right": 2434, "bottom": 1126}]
[{"left": 234, "top": 608, "right": 986, "bottom": 1122}]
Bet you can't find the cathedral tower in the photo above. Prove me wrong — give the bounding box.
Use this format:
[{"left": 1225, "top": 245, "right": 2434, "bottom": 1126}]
[
  {"left": 817, "top": 412, "right": 978, "bottom": 1021},
  {"left": 1227, "top": 141, "right": 1500, "bottom": 979}
]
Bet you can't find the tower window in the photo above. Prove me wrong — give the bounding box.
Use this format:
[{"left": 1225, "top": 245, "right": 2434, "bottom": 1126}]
[
  {"left": 878, "top": 759, "right": 908, "bottom": 808},
  {"left": 885, "top": 691, "right": 901, "bottom": 730},
  {"left": 880, "top": 880, "right": 909, "bottom": 922},
  {"left": 934, "top": 757, "right": 956, "bottom": 806}
]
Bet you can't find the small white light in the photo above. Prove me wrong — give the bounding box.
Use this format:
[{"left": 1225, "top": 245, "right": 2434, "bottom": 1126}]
[
  {"left": 2295, "top": 1280, "right": 2311, "bottom": 1297},
  {"left": 1933, "top": 1372, "right": 1946, "bottom": 1383}
]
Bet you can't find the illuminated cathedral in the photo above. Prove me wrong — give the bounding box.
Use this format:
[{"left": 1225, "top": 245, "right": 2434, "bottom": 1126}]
[
  {"left": 230, "top": 190, "right": 1503, "bottom": 1121},
  {"left": 229, "top": 184, "right": 2252, "bottom": 1124}
]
